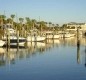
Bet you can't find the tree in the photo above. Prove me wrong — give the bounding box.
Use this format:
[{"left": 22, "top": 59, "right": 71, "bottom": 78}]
[
  {"left": 19, "top": 18, "right": 24, "bottom": 24},
  {"left": 7, "top": 18, "right": 12, "bottom": 23},
  {"left": 62, "top": 24, "right": 67, "bottom": 32},
  {"left": 49, "top": 22, "right": 52, "bottom": 27},
  {"left": 25, "top": 17, "right": 31, "bottom": 30},
  {"left": 19, "top": 18, "right": 24, "bottom": 36},
  {"left": 39, "top": 21, "right": 47, "bottom": 31},
  {"left": 0, "top": 15, "right": 6, "bottom": 27},
  {"left": 31, "top": 19, "right": 36, "bottom": 29},
  {"left": 10, "top": 14, "right": 15, "bottom": 28},
  {"left": 26, "top": 17, "right": 30, "bottom": 22}
]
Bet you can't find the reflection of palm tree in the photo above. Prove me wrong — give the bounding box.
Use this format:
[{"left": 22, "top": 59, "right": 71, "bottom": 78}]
[{"left": 0, "top": 49, "right": 6, "bottom": 66}]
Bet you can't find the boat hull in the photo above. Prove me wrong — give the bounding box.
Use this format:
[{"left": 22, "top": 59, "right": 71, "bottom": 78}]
[
  {"left": 46, "top": 34, "right": 59, "bottom": 39},
  {"left": 0, "top": 40, "right": 5, "bottom": 47},
  {"left": 27, "top": 36, "right": 45, "bottom": 42}
]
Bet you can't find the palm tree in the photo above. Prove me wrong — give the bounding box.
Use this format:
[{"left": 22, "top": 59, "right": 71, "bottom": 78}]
[
  {"left": 25, "top": 17, "right": 31, "bottom": 31},
  {"left": 10, "top": 14, "right": 15, "bottom": 28},
  {"left": 26, "top": 17, "right": 30, "bottom": 22},
  {"left": 0, "top": 15, "right": 6, "bottom": 28},
  {"left": 56, "top": 24, "right": 59, "bottom": 27},
  {"left": 62, "top": 24, "right": 67, "bottom": 31},
  {"left": 38, "top": 21, "right": 47, "bottom": 35},
  {"left": 31, "top": 19, "right": 36, "bottom": 30},
  {"left": 48, "top": 22, "right": 52, "bottom": 31},
  {"left": 7, "top": 18, "right": 12, "bottom": 23},
  {"left": 49, "top": 22, "right": 52, "bottom": 27},
  {"left": 19, "top": 18, "right": 24, "bottom": 36},
  {"left": 19, "top": 18, "right": 24, "bottom": 24},
  {"left": 55, "top": 24, "right": 59, "bottom": 31}
]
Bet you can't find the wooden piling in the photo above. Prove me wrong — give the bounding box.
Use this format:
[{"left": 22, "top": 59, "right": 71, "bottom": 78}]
[
  {"left": 77, "top": 27, "right": 80, "bottom": 46},
  {"left": 52, "top": 32, "right": 54, "bottom": 39},
  {"left": 17, "top": 30, "right": 19, "bottom": 46},
  {"left": 6, "top": 30, "right": 10, "bottom": 48}
]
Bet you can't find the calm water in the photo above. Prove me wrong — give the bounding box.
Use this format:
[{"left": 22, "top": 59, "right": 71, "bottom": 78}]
[{"left": 0, "top": 37, "right": 86, "bottom": 80}]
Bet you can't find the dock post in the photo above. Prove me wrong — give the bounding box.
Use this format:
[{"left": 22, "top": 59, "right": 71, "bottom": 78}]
[
  {"left": 8, "top": 31, "right": 10, "bottom": 48},
  {"left": 17, "top": 30, "right": 19, "bottom": 47},
  {"left": 25, "top": 30, "right": 27, "bottom": 38},
  {"left": 46, "top": 33, "right": 47, "bottom": 40},
  {"left": 6, "top": 30, "right": 10, "bottom": 48},
  {"left": 77, "top": 27, "right": 80, "bottom": 46},
  {"left": 52, "top": 32, "right": 54, "bottom": 39}
]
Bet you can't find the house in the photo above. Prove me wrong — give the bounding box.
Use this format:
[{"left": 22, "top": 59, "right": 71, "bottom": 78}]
[{"left": 66, "top": 22, "right": 86, "bottom": 31}]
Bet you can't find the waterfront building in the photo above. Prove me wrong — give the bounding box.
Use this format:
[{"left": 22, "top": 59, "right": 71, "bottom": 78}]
[{"left": 66, "top": 22, "right": 86, "bottom": 31}]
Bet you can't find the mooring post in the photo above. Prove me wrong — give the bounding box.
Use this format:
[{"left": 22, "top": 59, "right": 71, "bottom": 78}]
[
  {"left": 6, "top": 30, "right": 10, "bottom": 48},
  {"left": 77, "top": 27, "right": 80, "bottom": 46},
  {"left": 8, "top": 31, "right": 10, "bottom": 48},
  {"left": 17, "top": 30, "right": 19, "bottom": 46}
]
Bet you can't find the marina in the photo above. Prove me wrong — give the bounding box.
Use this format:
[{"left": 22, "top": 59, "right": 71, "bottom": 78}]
[{"left": 0, "top": 0, "right": 86, "bottom": 79}]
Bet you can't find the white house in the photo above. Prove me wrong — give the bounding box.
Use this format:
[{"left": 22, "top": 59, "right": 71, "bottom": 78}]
[{"left": 66, "top": 22, "right": 86, "bottom": 31}]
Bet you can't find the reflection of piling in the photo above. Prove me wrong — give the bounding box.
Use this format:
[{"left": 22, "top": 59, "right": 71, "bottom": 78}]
[
  {"left": 77, "top": 44, "right": 80, "bottom": 64},
  {"left": 84, "top": 35, "right": 86, "bottom": 67},
  {"left": 77, "top": 27, "right": 81, "bottom": 64},
  {"left": 85, "top": 46, "right": 86, "bottom": 67},
  {"left": 77, "top": 40, "right": 80, "bottom": 47}
]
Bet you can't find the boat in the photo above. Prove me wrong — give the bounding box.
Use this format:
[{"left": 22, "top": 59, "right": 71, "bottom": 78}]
[
  {"left": 59, "top": 32, "right": 75, "bottom": 38},
  {"left": 46, "top": 34, "right": 60, "bottom": 39},
  {"left": 27, "top": 35, "right": 45, "bottom": 42},
  {"left": 3, "top": 36, "right": 26, "bottom": 46},
  {"left": 45, "top": 31, "right": 60, "bottom": 39},
  {"left": 0, "top": 40, "right": 5, "bottom": 47}
]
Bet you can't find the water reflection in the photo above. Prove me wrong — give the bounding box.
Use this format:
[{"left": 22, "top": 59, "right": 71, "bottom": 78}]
[
  {"left": 85, "top": 45, "right": 86, "bottom": 67},
  {"left": 0, "top": 37, "right": 86, "bottom": 67},
  {"left": 84, "top": 38, "right": 86, "bottom": 67},
  {"left": 77, "top": 42, "right": 80, "bottom": 64},
  {"left": 0, "top": 48, "right": 6, "bottom": 66},
  {"left": 0, "top": 41, "right": 55, "bottom": 66}
]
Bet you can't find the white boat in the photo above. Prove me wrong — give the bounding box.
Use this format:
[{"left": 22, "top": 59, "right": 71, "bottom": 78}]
[
  {"left": 46, "top": 34, "right": 60, "bottom": 39},
  {"left": 10, "top": 42, "right": 25, "bottom": 46},
  {"left": 27, "top": 36, "right": 45, "bottom": 42},
  {"left": 0, "top": 40, "right": 5, "bottom": 47},
  {"left": 3, "top": 36, "right": 26, "bottom": 46},
  {"left": 59, "top": 32, "right": 75, "bottom": 38},
  {"left": 45, "top": 31, "right": 60, "bottom": 39}
]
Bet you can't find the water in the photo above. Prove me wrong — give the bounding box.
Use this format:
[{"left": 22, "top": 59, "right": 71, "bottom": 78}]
[{"left": 0, "top": 37, "right": 86, "bottom": 80}]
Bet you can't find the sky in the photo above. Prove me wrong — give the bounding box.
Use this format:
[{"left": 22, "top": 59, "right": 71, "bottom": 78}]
[{"left": 0, "top": 0, "right": 86, "bottom": 25}]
